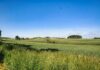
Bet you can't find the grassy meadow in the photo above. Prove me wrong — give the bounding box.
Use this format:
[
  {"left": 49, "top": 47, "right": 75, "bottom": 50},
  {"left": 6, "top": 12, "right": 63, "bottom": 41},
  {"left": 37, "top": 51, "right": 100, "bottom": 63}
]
[{"left": 0, "top": 38, "right": 100, "bottom": 70}]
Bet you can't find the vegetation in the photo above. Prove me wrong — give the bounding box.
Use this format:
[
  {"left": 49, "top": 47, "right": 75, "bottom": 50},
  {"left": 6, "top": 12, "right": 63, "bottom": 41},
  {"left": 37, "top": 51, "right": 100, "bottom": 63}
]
[
  {"left": 15, "top": 36, "right": 20, "bottom": 40},
  {"left": 4, "top": 50, "right": 100, "bottom": 70},
  {"left": 0, "top": 38, "right": 100, "bottom": 70},
  {"left": 94, "top": 37, "right": 100, "bottom": 39},
  {"left": 45, "top": 37, "right": 55, "bottom": 43},
  {"left": 67, "top": 35, "right": 82, "bottom": 39},
  {"left": 0, "top": 30, "right": 1, "bottom": 38},
  {"left": 0, "top": 30, "right": 2, "bottom": 45},
  {"left": 0, "top": 30, "right": 2, "bottom": 41}
]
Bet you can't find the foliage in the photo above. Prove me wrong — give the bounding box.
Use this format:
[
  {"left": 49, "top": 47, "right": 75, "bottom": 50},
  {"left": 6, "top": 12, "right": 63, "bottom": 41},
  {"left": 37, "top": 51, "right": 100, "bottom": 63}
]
[
  {"left": 68, "top": 35, "right": 82, "bottom": 39},
  {"left": 0, "top": 30, "right": 3, "bottom": 44},
  {"left": 0, "top": 30, "right": 1, "bottom": 37},
  {"left": 67, "top": 35, "right": 82, "bottom": 39},
  {"left": 0, "top": 30, "right": 2, "bottom": 41},
  {"left": 15, "top": 36, "right": 20, "bottom": 40},
  {"left": 94, "top": 37, "right": 100, "bottom": 39}
]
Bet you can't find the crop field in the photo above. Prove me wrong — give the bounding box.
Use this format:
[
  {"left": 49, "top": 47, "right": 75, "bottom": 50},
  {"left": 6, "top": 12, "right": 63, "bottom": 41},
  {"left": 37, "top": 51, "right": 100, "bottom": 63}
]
[{"left": 0, "top": 38, "right": 100, "bottom": 70}]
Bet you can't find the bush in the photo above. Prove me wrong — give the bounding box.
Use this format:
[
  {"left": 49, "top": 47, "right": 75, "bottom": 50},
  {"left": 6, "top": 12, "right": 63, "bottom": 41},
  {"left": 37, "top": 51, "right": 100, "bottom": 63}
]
[{"left": 67, "top": 35, "right": 82, "bottom": 39}]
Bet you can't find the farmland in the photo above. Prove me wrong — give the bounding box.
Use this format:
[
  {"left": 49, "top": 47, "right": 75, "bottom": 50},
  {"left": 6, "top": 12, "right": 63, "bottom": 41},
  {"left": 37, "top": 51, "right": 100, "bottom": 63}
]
[{"left": 0, "top": 38, "right": 100, "bottom": 70}]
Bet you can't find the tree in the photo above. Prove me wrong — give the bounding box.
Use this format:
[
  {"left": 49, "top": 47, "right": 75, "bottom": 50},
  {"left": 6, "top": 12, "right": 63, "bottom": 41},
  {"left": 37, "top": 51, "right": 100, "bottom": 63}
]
[
  {"left": 0, "top": 30, "right": 2, "bottom": 44},
  {"left": 15, "top": 35, "right": 20, "bottom": 40},
  {"left": 94, "top": 37, "right": 100, "bottom": 39},
  {"left": 67, "top": 35, "right": 82, "bottom": 39},
  {"left": 0, "top": 30, "right": 1, "bottom": 38}
]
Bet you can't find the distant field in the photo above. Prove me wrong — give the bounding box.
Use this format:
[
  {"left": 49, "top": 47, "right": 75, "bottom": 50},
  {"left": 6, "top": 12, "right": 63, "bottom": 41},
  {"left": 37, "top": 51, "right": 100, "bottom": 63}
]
[
  {"left": 3, "top": 38, "right": 100, "bottom": 45},
  {"left": 0, "top": 38, "right": 100, "bottom": 70},
  {"left": 3, "top": 38, "right": 100, "bottom": 56}
]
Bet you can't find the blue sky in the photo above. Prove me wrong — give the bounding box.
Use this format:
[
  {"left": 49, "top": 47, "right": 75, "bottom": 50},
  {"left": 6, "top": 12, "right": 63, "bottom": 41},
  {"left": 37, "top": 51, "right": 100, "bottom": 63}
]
[{"left": 0, "top": 0, "right": 100, "bottom": 38}]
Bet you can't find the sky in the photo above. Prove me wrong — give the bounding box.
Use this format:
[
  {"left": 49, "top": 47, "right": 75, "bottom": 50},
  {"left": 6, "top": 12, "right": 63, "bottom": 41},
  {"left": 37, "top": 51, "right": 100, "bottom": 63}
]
[{"left": 0, "top": 0, "right": 100, "bottom": 38}]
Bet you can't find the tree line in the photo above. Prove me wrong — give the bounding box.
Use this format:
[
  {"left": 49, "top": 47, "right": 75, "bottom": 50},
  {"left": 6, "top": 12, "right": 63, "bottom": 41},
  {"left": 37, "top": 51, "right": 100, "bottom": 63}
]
[{"left": 0, "top": 29, "right": 100, "bottom": 40}]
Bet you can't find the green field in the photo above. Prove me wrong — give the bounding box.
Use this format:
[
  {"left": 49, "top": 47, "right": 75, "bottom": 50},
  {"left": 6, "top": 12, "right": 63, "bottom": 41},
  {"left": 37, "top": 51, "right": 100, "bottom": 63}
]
[{"left": 0, "top": 38, "right": 100, "bottom": 70}]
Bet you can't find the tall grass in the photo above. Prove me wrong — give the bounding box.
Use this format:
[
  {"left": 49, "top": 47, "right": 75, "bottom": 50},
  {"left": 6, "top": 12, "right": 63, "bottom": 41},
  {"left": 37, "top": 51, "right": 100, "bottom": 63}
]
[
  {"left": 4, "top": 49, "right": 100, "bottom": 70},
  {"left": 1, "top": 39, "right": 100, "bottom": 70}
]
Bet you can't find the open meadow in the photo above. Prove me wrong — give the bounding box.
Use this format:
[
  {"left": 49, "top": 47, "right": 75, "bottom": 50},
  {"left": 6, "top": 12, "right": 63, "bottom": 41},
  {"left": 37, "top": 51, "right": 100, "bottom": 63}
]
[{"left": 0, "top": 38, "right": 100, "bottom": 70}]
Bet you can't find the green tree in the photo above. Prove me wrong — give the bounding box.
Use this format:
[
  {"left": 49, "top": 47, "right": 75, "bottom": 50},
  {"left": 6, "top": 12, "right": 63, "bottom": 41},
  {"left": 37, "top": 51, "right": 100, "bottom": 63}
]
[
  {"left": 67, "top": 35, "right": 82, "bottom": 39},
  {"left": 0, "top": 30, "right": 2, "bottom": 44},
  {"left": 0, "top": 30, "right": 2, "bottom": 40},
  {"left": 15, "top": 35, "right": 20, "bottom": 40},
  {"left": 0, "top": 30, "right": 1, "bottom": 38}
]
